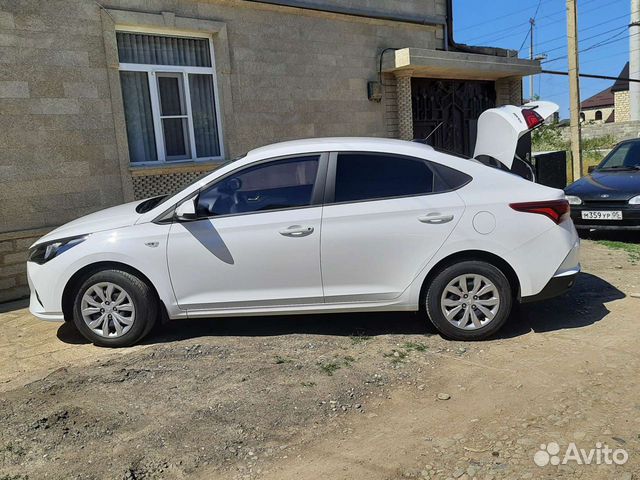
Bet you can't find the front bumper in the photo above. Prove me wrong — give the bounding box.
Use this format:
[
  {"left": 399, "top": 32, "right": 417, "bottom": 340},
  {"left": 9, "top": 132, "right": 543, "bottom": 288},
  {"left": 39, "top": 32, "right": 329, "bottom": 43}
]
[
  {"left": 570, "top": 203, "right": 640, "bottom": 230},
  {"left": 27, "top": 262, "right": 65, "bottom": 322}
]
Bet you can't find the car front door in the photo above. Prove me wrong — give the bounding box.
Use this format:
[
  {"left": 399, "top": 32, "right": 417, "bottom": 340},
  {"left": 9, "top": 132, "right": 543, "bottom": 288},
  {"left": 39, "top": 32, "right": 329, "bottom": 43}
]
[
  {"left": 320, "top": 152, "right": 465, "bottom": 303},
  {"left": 167, "top": 154, "right": 327, "bottom": 312}
]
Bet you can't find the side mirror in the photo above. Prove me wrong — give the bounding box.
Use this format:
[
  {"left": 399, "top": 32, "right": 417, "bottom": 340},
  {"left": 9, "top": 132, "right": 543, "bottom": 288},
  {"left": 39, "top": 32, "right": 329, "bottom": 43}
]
[
  {"left": 174, "top": 197, "right": 198, "bottom": 221},
  {"left": 588, "top": 165, "right": 597, "bottom": 174}
]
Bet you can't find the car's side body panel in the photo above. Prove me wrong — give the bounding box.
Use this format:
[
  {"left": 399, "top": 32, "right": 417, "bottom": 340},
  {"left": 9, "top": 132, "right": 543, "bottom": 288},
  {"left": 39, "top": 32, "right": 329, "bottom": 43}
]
[
  {"left": 320, "top": 191, "right": 465, "bottom": 303},
  {"left": 28, "top": 223, "right": 177, "bottom": 321},
  {"left": 166, "top": 207, "right": 324, "bottom": 311}
]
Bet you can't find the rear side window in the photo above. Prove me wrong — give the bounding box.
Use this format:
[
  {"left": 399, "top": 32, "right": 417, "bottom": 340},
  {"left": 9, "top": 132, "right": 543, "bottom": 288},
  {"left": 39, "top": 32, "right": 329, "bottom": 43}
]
[
  {"left": 430, "top": 162, "right": 472, "bottom": 190},
  {"left": 334, "top": 153, "right": 434, "bottom": 202}
]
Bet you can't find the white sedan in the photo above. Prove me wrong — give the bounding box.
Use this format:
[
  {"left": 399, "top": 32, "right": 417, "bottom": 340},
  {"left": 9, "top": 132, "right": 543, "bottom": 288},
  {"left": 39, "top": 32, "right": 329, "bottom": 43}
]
[{"left": 27, "top": 103, "right": 580, "bottom": 346}]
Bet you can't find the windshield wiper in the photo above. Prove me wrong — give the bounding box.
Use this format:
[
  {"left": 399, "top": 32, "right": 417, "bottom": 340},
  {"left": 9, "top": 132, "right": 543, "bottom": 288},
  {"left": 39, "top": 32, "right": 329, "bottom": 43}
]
[{"left": 598, "top": 165, "right": 640, "bottom": 171}]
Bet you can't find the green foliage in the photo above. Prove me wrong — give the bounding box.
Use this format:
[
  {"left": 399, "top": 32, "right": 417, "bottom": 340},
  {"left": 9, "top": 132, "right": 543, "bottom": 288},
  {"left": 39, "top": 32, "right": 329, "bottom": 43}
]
[
  {"left": 401, "top": 341, "right": 427, "bottom": 352},
  {"left": 349, "top": 333, "right": 372, "bottom": 345},
  {"left": 533, "top": 123, "right": 619, "bottom": 180},
  {"left": 383, "top": 349, "right": 408, "bottom": 364},
  {"left": 317, "top": 362, "right": 341, "bottom": 376},
  {"left": 596, "top": 241, "right": 640, "bottom": 264},
  {"left": 274, "top": 355, "right": 293, "bottom": 365},
  {"left": 532, "top": 123, "right": 568, "bottom": 152}
]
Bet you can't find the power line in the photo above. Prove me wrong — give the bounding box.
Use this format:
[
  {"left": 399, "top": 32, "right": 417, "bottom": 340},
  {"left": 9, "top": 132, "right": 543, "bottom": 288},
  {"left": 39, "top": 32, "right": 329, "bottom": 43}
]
[
  {"left": 464, "top": 0, "right": 611, "bottom": 44},
  {"left": 543, "top": 29, "right": 639, "bottom": 64},
  {"left": 538, "top": 25, "right": 628, "bottom": 56},
  {"left": 517, "top": 0, "right": 543, "bottom": 53},
  {"left": 542, "top": 69, "right": 640, "bottom": 83},
  {"left": 520, "top": 10, "right": 636, "bottom": 53},
  {"left": 455, "top": 0, "right": 556, "bottom": 33}
]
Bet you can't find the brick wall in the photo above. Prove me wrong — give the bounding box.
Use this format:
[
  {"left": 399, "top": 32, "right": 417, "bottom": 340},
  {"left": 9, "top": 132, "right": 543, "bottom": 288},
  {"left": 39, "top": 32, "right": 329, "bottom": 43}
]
[
  {"left": 0, "top": 229, "right": 49, "bottom": 302},
  {"left": 560, "top": 120, "right": 640, "bottom": 142},
  {"left": 615, "top": 91, "right": 630, "bottom": 122},
  {"left": 495, "top": 76, "right": 522, "bottom": 107},
  {"left": 0, "top": 1, "right": 125, "bottom": 234}
]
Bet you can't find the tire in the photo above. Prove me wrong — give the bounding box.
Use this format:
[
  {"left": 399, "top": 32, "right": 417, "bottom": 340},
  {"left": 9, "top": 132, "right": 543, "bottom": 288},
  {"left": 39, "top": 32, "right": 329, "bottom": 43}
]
[
  {"left": 72, "top": 269, "right": 157, "bottom": 347},
  {"left": 425, "top": 260, "right": 512, "bottom": 341}
]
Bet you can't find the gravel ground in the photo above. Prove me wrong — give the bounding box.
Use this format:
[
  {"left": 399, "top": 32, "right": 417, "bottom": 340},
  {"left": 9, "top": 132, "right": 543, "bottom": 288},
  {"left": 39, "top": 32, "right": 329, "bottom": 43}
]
[{"left": 0, "top": 239, "right": 639, "bottom": 480}]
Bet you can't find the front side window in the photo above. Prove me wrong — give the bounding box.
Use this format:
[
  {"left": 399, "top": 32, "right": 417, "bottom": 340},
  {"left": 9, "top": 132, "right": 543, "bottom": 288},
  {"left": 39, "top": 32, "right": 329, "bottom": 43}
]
[
  {"left": 197, "top": 156, "right": 320, "bottom": 217},
  {"left": 117, "top": 32, "right": 222, "bottom": 163},
  {"left": 334, "top": 153, "right": 435, "bottom": 203}
]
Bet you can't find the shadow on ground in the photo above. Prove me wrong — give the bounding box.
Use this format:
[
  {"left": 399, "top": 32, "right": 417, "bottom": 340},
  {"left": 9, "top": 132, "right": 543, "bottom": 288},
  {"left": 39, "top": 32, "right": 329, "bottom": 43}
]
[
  {"left": 500, "top": 272, "right": 625, "bottom": 338},
  {"left": 56, "top": 272, "right": 624, "bottom": 346},
  {"left": 0, "top": 298, "right": 28, "bottom": 314},
  {"left": 578, "top": 230, "right": 640, "bottom": 244}
]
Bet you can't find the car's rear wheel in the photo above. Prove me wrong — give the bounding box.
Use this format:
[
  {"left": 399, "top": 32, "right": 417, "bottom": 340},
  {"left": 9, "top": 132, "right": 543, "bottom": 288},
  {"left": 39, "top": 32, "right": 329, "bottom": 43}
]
[
  {"left": 425, "top": 260, "right": 512, "bottom": 341},
  {"left": 72, "top": 269, "right": 157, "bottom": 347}
]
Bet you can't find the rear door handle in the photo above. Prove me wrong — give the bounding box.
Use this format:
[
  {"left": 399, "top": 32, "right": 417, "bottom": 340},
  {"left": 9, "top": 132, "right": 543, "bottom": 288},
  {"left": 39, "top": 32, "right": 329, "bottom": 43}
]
[
  {"left": 418, "top": 213, "right": 454, "bottom": 224},
  {"left": 279, "top": 225, "right": 314, "bottom": 237}
]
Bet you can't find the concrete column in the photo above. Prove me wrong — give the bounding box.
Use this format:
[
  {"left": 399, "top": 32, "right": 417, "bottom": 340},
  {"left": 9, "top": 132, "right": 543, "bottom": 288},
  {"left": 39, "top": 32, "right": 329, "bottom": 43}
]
[
  {"left": 630, "top": 0, "right": 640, "bottom": 120},
  {"left": 395, "top": 70, "right": 414, "bottom": 140}
]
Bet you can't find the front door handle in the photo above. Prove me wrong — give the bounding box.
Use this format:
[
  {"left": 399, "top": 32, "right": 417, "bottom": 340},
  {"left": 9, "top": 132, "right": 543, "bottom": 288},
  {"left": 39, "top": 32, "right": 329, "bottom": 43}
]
[
  {"left": 418, "top": 213, "right": 454, "bottom": 224},
  {"left": 279, "top": 225, "right": 314, "bottom": 237}
]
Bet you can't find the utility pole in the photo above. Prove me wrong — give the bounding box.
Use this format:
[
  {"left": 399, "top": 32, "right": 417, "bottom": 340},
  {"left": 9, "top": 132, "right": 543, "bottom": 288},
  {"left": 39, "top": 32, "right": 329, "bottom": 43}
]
[
  {"left": 529, "top": 17, "right": 536, "bottom": 101},
  {"left": 630, "top": 0, "right": 640, "bottom": 120},
  {"left": 566, "top": 0, "right": 582, "bottom": 181}
]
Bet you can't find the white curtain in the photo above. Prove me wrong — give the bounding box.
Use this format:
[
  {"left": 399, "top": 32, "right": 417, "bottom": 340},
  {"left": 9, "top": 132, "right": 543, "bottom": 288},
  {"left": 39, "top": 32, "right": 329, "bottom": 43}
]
[
  {"left": 189, "top": 74, "right": 220, "bottom": 158},
  {"left": 119, "top": 71, "right": 157, "bottom": 163},
  {"left": 117, "top": 32, "right": 211, "bottom": 67}
]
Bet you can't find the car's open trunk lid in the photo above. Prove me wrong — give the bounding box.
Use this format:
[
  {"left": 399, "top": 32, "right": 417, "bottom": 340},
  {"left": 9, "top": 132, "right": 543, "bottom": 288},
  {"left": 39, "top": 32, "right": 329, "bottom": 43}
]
[{"left": 473, "top": 101, "right": 559, "bottom": 170}]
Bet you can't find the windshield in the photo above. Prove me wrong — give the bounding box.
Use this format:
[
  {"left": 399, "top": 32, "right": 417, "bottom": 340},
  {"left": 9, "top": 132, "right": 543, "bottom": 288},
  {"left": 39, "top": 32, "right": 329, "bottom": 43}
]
[{"left": 597, "top": 142, "right": 640, "bottom": 170}]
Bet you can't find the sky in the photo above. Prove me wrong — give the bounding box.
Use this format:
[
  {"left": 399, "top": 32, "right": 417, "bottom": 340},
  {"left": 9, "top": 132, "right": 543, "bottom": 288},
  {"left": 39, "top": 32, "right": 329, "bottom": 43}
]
[{"left": 453, "top": 0, "right": 632, "bottom": 119}]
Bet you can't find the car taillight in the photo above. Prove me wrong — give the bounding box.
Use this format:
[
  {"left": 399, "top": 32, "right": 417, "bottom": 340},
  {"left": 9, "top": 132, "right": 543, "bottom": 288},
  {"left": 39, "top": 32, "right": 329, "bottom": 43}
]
[
  {"left": 522, "top": 108, "right": 544, "bottom": 129},
  {"left": 510, "top": 199, "right": 570, "bottom": 225}
]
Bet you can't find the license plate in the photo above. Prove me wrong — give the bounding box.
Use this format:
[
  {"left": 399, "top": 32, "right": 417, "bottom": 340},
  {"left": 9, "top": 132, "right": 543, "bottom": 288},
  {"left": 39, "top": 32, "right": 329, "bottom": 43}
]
[{"left": 581, "top": 210, "right": 623, "bottom": 220}]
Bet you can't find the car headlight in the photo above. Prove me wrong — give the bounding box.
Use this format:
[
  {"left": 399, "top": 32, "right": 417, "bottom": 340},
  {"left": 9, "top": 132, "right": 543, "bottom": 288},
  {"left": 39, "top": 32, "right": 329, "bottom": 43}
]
[
  {"left": 28, "top": 235, "right": 88, "bottom": 265},
  {"left": 565, "top": 195, "right": 583, "bottom": 206},
  {"left": 629, "top": 195, "right": 640, "bottom": 205}
]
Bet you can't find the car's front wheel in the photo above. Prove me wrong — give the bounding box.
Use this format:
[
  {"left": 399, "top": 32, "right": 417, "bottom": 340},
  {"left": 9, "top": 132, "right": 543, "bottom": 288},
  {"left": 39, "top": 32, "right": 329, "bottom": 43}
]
[
  {"left": 72, "top": 269, "right": 157, "bottom": 347},
  {"left": 425, "top": 260, "right": 512, "bottom": 341}
]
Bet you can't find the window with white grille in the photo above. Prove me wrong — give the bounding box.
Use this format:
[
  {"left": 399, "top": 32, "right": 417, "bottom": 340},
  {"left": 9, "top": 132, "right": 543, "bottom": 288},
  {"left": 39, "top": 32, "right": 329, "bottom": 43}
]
[{"left": 117, "top": 32, "right": 222, "bottom": 164}]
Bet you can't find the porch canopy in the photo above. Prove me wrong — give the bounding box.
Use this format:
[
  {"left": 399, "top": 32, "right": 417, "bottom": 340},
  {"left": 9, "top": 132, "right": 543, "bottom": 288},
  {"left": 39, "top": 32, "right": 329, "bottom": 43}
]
[{"left": 381, "top": 48, "right": 541, "bottom": 80}]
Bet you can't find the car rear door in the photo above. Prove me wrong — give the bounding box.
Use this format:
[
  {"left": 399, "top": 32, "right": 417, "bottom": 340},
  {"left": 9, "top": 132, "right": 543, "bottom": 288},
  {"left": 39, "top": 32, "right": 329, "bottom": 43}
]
[{"left": 319, "top": 152, "right": 465, "bottom": 303}]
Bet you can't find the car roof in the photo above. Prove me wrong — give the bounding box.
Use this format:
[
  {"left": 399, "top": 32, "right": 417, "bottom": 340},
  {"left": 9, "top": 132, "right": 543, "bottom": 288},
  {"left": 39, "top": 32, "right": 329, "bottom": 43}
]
[{"left": 246, "top": 137, "right": 435, "bottom": 159}]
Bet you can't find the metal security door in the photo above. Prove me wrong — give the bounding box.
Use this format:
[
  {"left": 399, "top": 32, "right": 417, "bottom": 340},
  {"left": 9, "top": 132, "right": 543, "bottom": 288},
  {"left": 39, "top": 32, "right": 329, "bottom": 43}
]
[{"left": 412, "top": 78, "right": 496, "bottom": 156}]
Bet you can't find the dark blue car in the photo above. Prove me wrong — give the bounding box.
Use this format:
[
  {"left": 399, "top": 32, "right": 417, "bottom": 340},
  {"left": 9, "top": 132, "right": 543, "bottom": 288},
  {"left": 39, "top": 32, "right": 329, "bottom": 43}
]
[{"left": 565, "top": 139, "right": 640, "bottom": 230}]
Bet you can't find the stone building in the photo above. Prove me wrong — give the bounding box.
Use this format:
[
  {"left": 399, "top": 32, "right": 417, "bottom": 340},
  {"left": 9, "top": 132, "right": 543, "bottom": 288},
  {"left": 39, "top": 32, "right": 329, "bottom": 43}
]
[
  {"left": 0, "top": 0, "right": 538, "bottom": 302},
  {"left": 580, "top": 63, "right": 629, "bottom": 124}
]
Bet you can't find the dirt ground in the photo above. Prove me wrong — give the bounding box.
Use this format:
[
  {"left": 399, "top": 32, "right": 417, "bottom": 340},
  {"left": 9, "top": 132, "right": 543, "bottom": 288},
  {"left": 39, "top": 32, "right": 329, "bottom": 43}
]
[{"left": 1, "top": 239, "right": 639, "bottom": 480}]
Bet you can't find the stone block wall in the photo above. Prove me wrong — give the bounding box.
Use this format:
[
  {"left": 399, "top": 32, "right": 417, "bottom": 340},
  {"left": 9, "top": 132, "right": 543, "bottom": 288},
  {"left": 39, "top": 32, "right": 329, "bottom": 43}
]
[
  {"left": 560, "top": 120, "right": 640, "bottom": 142},
  {"left": 495, "top": 76, "right": 522, "bottom": 107},
  {"left": 0, "top": 228, "right": 50, "bottom": 303},
  {"left": 614, "top": 91, "right": 630, "bottom": 122},
  {"left": 0, "top": 1, "right": 125, "bottom": 235}
]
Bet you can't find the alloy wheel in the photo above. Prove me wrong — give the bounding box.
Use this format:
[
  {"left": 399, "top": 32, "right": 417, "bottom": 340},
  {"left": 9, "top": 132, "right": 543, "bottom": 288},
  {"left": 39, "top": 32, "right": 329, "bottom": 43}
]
[
  {"left": 440, "top": 274, "right": 501, "bottom": 330},
  {"left": 80, "top": 282, "right": 136, "bottom": 338}
]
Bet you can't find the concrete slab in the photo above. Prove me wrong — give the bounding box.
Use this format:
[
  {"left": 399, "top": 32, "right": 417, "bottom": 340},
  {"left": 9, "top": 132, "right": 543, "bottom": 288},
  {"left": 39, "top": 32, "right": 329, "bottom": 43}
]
[{"left": 383, "top": 47, "right": 541, "bottom": 80}]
